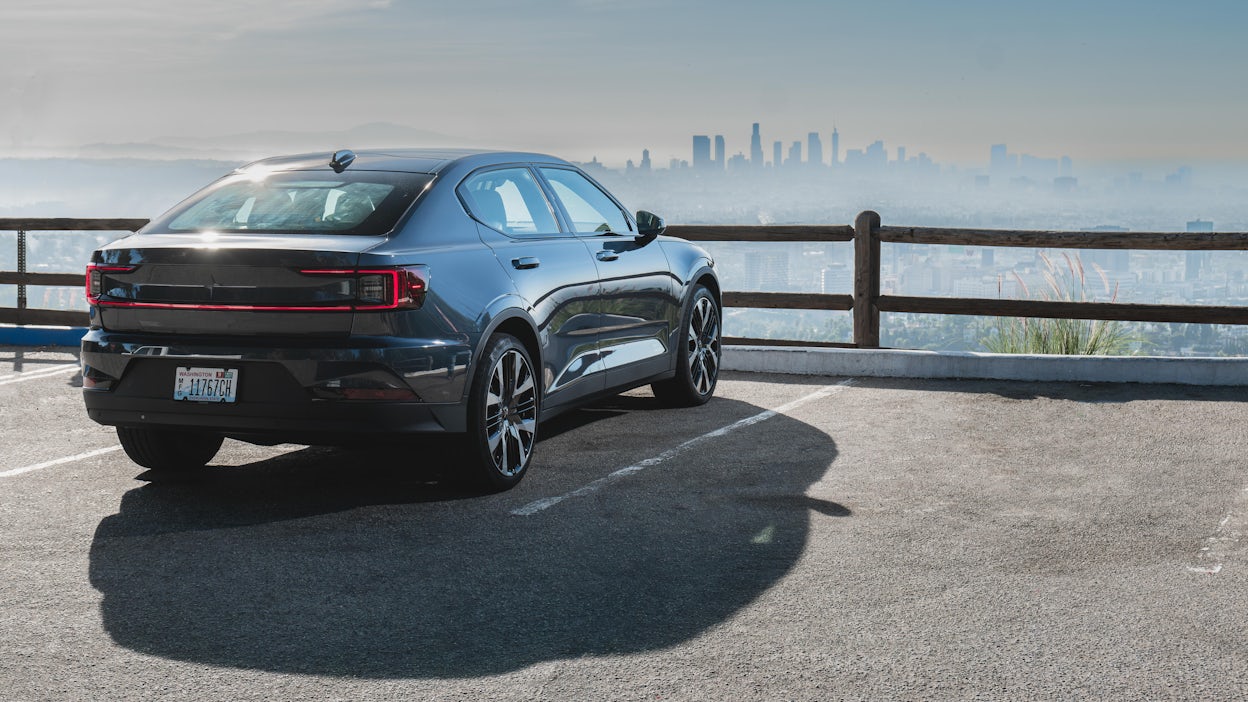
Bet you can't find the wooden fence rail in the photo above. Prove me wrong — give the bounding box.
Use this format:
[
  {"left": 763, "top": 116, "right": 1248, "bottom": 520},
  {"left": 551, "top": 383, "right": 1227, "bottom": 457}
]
[
  {"left": 3, "top": 213, "right": 1248, "bottom": 348},
  {"left": 0, "top": 218, "right": 148, "bottom": 326}
]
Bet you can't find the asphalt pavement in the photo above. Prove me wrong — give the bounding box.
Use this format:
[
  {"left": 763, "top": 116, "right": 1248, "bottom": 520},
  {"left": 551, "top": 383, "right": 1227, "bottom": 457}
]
[{"left": 2, "top": 345, "right": 1247, "bottom": 701}]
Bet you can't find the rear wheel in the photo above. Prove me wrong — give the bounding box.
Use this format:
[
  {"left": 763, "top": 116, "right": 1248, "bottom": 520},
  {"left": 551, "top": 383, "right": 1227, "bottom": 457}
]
[
  {"left": 116, "top": 427, "right": 223, "bottom": 472},
  {"left": 465, "top": 333, "right": 539, "bottom": 492},
  {"left": 652, "top": 285, "right": 721, "bottom": 407}
]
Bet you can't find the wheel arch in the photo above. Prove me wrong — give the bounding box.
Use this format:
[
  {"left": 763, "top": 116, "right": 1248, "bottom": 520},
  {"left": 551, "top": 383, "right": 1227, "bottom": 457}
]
[
  {"left": 691, "top": 267, "right": 721, "bottom": 306},
  {"left": 475, "top": 307, "right": 541, "bottom": 377}
]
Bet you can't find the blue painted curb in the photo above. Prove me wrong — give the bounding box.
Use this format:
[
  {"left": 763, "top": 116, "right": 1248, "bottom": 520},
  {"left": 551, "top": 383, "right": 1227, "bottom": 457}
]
[{"left": 0, "top": 325, "right": 88, "bottom": 347}]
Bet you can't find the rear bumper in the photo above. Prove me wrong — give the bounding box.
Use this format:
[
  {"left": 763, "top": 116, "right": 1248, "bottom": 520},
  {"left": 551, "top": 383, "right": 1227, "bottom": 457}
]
[
  {"left": 81, "top": 329, "right": 472, "bottom": 441},
  {"left": 84, "top": 395, "right": 458, "bottom": 443}
]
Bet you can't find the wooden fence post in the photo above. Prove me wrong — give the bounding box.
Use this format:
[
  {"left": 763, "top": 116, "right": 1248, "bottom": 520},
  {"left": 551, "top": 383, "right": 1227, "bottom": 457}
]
[
  {"left": 16, "top": 229, "right": 27, "bottom": 311},
  {"left": 853, "top": 210, "right": 881, "bottom": 348}
]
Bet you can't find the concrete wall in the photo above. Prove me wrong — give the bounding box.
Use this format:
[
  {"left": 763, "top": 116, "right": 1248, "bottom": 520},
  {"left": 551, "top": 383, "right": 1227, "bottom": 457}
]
[{"left": 724, "top": 345, "right": 1248, "bottom": 386}]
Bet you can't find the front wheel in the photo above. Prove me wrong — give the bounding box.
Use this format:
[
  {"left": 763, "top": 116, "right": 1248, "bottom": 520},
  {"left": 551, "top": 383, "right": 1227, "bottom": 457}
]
[
  {"left": 464, "top": 333, "right": 540, "bottom": 492},
  {"left": 116, "top": 427, "right": 223, "bottom": 472},
  {"left": 652, "top": 285, "right": 721, "bottom": 407}
]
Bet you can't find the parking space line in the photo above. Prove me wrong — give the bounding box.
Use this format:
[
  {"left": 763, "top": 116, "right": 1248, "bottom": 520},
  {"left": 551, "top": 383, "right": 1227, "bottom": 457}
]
[
  {"left": 1187, "top": 485, "right": 1248, "bottom": 575},
  {"left": 0, "top": 364, "right": 79, "bottom": 386},
  {"left": 511, "top": 378, "right": 856, "bottom": 517},
  {"left": 0, "top": 446, "right": 122, "bottom": 478}
]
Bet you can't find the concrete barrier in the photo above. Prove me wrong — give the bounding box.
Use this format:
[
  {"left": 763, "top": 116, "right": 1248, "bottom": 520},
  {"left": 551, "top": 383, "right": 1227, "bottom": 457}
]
[
  {"left": 724, "top": 345, "right": 1248, "bottom": 386},
  {"left": 5, "top": 325, "right": 1247, "bottom": 386}
]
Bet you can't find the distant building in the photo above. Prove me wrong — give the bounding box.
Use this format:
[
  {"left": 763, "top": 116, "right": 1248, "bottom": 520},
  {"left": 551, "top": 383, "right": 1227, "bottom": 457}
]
[
  {"left": 773, "top": 141, "right": 782, "bottom": 168},
  {"left": 787, "top": 141, "right": 802, "bottom": 167},
  {"left": 714, "top": 135, "right": 725, "bottom": 171},
  {"left": 1167, "top": 167, "right": 1193, "bottom": 188},
  {"left": 990, "top": 144, "right": 1009, "bottom": 174},
  {"left": 867, "top": 140, "right": 886, "bottom": 161},
  {"left": 1081, "top": 227, "right": 1131, "bottom": 273},
  {"left": 1186, "top": 251, "right": 1211, "bottom": 281},
  {"left": 1182, "top": 228, "right": 1214, "bottom": 284},
  {"left": 820, "top": 263, "right": 852, "bottom": 294},
  {"left": 1053, "top": 176, "right": 1077, "bottom": 193},
  {"left": 807, "top": 132, "right": 823, "bottom": 167},
  {"left": 750, "top": 123, "right": 764, "bottom": 168},
  {"left": 830, "top": 127, "right": 839, "bottom": 167},
  {"left": 746, "top": 250, "right": 790, "bottom": 291},
  {"left": 727, "top": 152, "right": 748, "bottom": 169},
  {"left": 692, "top": 135, "right": 712, "bottom": 169},
  {"left": 640, "top": 148, "right": 651, "bottom": 172}
]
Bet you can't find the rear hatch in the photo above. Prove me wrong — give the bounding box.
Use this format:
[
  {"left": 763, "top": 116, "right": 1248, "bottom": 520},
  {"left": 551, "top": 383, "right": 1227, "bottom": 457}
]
[
  {"left": 90, "top": 233, "right": 383, "bottom": 337},
  {"left": 88, "top": 166, "right": 434, "bottom": 337}
]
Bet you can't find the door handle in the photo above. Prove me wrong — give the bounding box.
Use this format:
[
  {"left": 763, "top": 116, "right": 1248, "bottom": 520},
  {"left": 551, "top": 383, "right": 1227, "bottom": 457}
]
[
  {"left": 511, "top": 257, "right": 540, "bottom": 270},
  {"left": 595, "top": 250, "right": 619, "bottom": 262}
]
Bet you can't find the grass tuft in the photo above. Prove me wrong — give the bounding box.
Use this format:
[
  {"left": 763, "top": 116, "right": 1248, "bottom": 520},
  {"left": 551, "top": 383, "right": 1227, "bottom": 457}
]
[{"left": 980, "top": 252, "right": 1136, "bottom": 355}]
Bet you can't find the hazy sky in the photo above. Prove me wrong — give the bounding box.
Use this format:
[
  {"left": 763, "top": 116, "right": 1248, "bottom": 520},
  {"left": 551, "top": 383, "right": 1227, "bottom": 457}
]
[{"left": 4, "top": 0, "right": 1247, "bottom": 167}]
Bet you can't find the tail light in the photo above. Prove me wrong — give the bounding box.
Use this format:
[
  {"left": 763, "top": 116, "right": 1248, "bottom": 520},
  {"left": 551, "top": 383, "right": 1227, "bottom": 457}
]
[
  {"left": 86, "top": 265, "right": 138, "bottom": 305},
  {"left": 301, "top": 266, "right": 429, "bottom": 310}
]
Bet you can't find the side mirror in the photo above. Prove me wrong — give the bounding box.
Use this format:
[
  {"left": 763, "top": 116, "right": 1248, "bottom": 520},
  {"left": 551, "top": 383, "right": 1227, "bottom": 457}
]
[{"left": 635, "top": 210, "right": 666, "bottom": 242}]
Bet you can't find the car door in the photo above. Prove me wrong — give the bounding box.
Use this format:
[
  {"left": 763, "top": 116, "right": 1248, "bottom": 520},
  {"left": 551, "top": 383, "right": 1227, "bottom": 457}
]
[
  {"left": 458, "top": 166, "right": 606, "bottom": 412},
  {"left": 537, "top": 166, "right": 681, "bottom": 389}
]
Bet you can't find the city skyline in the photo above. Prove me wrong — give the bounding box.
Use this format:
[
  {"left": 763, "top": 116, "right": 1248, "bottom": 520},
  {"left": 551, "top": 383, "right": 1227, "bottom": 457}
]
[{"left": 5, "top": 1, "right": 1248, "bottom": 168}]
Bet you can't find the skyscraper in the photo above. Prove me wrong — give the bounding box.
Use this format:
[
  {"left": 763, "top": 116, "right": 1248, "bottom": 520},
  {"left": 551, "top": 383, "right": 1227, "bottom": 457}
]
[
  {"left": 714, "top": 135, "right": 725, "bottom": 171},
  {"left": 640, "top": 148, "right": 651, "bottom": 172},
  {"left": 750, "top": 123, "right": 764, "bottom": 168},
  {"left": 831, "top": 127, "right": 839, "bottom": 167},
  {"left": 990, "top": 144, "right": 1009, "bottom": 174},
  {"left": 807, "top": 132, "right": 823, "bottom": 167},
  {"left": 692, "top": 135, "right": 712, "bottom": 170},
  {"left": 773, "top": 141, "right": 782, "bottom": 168},
  {"left": 787, "top": 141, "right": 802, "bottom": 166}
]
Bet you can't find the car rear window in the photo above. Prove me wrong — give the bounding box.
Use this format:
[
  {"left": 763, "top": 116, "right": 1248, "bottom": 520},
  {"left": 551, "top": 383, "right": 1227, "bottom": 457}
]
[{"left": 150, "top": 170, "right": 433, "bottom": 236}]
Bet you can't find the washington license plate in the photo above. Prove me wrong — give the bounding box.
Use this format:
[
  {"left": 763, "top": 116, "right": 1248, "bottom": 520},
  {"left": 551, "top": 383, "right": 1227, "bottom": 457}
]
[{"left": 173, "top": 367, "right": 239, "bottom": 403}]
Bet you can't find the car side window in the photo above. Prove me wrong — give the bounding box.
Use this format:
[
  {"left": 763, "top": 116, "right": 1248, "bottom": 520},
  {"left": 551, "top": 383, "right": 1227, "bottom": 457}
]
[
  {"left": 457, "top": 168, "right": 560, "bottom": 236},
  {"left": 539, "top": 168, "right": 631, "bottom": 235}
]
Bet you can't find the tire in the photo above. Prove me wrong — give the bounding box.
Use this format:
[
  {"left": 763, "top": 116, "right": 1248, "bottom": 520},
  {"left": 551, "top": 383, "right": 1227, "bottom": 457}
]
[
  {"left": 652, "top": 285, "right": 721, "bottom": 407},
  {"left": 116, "top": 427, "right": 223, "bottom": 472},
  {"left": 464, "top": 333, "right": 540, "bottom": 492}
]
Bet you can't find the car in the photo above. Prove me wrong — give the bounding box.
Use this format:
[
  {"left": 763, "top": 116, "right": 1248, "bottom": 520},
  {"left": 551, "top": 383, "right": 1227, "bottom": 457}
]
[{"left": 81, "top": 148, "right": 721, "bottom": 490}]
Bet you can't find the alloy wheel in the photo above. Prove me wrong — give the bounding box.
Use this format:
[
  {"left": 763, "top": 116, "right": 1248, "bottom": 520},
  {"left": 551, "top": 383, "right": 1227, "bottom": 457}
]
[
  {"left": 484, "top": 348, "right": 538, "bottom": 477},
  {"left": 687, "top": 296, "right": 720, "bottom": 395}
]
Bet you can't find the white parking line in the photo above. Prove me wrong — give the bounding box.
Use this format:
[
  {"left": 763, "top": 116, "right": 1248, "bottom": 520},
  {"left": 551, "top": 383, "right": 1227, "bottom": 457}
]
[
  {"left": 0, "top": 364, "right": 79, "bottom": 386},
  {"left": 0, "top": 446, "right": 122, "bottom": 478},
  {"left": 511, "top": 378, "right": 856, "bottom": 516},
  {"left": 1187, "top": 485, "right": 1248, "bottom": 575}
]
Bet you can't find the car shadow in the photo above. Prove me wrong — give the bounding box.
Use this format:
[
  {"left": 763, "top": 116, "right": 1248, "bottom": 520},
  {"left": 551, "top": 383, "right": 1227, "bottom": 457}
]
[{"left": 88, "top": 395, "right": 843, "bottom": 679}]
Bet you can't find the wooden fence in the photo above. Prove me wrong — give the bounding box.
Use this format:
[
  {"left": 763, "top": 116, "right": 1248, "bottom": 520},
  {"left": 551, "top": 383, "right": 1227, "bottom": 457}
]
[
  {"left": 0, "top": 219, "right": 148, "bottom": 326},
  {"left": 4, "top": 213, "right": 1248, "bottom": 347}
]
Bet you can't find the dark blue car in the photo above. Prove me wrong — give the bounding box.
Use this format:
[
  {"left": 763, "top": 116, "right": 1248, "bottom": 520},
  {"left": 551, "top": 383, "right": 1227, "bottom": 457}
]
[{"left": 82, "top": 149, "right": 721, "bottom": 490}]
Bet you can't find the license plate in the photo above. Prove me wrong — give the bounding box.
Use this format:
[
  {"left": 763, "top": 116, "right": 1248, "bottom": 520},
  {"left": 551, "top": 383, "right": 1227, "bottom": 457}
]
[{"left": 173, "top": 367, "right": 239, "bottom": 403}]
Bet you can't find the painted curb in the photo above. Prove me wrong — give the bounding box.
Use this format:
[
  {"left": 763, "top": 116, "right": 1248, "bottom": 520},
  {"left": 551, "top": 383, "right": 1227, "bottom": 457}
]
[{"left": 0, "top": 325, "right": 87, "bottom": 347}]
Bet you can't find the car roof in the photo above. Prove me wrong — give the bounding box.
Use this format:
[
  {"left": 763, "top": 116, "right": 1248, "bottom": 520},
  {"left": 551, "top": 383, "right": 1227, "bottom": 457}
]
[{"left": 236, "top": 148, "right": 574, "bottom": 175}]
